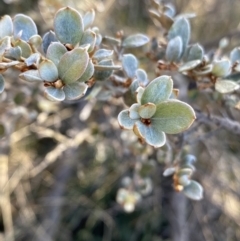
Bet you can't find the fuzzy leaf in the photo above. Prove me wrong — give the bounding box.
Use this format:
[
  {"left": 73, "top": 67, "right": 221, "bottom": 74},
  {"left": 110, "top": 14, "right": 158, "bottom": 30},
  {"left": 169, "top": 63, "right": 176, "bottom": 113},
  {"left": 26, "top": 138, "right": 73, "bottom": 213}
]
[
  {"left": 118, "top": 110, "right": 136, "bottom": 130},
  {"left": 45, "top": 87, "right": 65, "bottom": 101},
  {"left": 80, "top": 30, "right": 96, "bottom": 52},
  {"left": 212, "top": 60, "right": 231, "bottom": 77},
  {"left": 4, "top": 46, "right": 22, "bottom": 60},
  {"left": 0, "top": 15, "right": 13, "bottom": 38},
  {"left": 83, "top": 9, "right": 95, "bottom": 30},
  {"left": 186, "top": 44, "right": 204, "bottom": 61},
  {"left": 168, "top": 17, "right": 190, "bottom": 55},
  {"left": 0, "top": 74, "right": 5, "bottom": 93},
  {"left": 92, "top": 49, "right": 113, "bottom": 62},
  {"left": 133, "top": 120, "right": 166, "bottom": 148},
  {"left": 183, "top": 180, "right": 203, "bottom": 200},
  {"left": 139, "top": 103, "right": 156, "bottom": 119},
  {"left": 129, "top": 103, "right": 140, "bottom": 119},
  {"left": 13, "top": 14, "right": 37, "bottom": 41},
  {"left": 64, "top": 82, "right": 88, "bottom": 100},
  {"left": 29, "top": 35, "right": 42, "bottom": 48},
  {"left": 166, "top": 36, "right": 183, "bottom": 62},
  {"left": 42, "top": 31, "right": 58, "bottom": 54},
  {"left": 141, "top": 76, "right": 173, "bottom": 105},
  {"left": 14, "top": 39, "right": 32, "bottom": 58},
  {"left": 152, "top": 99, "right": 196, "bottom": 134},
  {"left": 58, "top": 47, "right": 89, "bottom": 84},
  {"left": 94, "top": 59, "right": 114, "bottom": 80},
  {"left": 39, "top": 59, "right": 58, "bottom": 82},
  {"left": 77, "top": 59, "right": 94, "bottom": 82},
  {"left": 122, "top": 34, "right": 149, "bottom": 48},
  {"left": 215, "top": 80, "right": 239, "bottom": 94},
  {"left": 178, "top": 60, "right": 201, "bottom": 72},
  {"left": 46, "top": 42, "right": 67, "bottom": 67},
  {"left": 0, "top": 37, "right": 11, "bottom": 56},
  {"left": 25, "top": 53, "right": 40, "bottom": 66},
  {"left": 230, "top": 47, "right": 240, "bottom": 64},
  {"left": 19, "top": 69, "right": 42, "bottom": 82},
  {"left": 54, "top": 7, "right": 83, "bottom": 45},
  {"left": 122, "top": 54, "right": 138, "bottom": 78},
  {"left": 136, "top": 69, "right": 148, "bottom": 86}
]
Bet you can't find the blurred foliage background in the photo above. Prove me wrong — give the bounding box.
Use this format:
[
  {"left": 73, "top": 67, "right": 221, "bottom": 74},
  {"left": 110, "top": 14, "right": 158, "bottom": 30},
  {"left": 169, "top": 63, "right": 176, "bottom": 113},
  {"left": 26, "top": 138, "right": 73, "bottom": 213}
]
[{"left": 0, "top": 0, "right": 240, "bottom": 241}]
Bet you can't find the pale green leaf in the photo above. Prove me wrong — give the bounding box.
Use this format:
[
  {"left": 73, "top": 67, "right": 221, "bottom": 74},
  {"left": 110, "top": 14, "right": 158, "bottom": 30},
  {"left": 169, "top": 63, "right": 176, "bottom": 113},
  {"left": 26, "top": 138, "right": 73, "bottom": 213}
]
[
  {"left": 83, "top": 9, "right": 95, "bottom": 30},
  {"left": 118, "top": 110, "right": 136, "bottom": 130},
  {"left": 46, "top": 42, "right": 67, "bottom": 67},
  {"left": 141, "top": 76, "right": 173, "bottom": 105},
  {"left": 58, "top": 47, "right": 89, "bottom": 84},
  {"left": 39, "top": 59, "right": 58, "bottom": 82},
  {"left": 45, "top": 87, "right": 65, "bottom": 101},
  {"left": 133, "top": 120, "right": 166, "bottom": 148},
  {"left": 14, "top": 39, "right": 32, "bottom": 58},
  {"left": 122, "top": 34, "right": 149, "bottom": 48},
  {"left": 42, "top": 31, "right": 58, "bottom": 54},
  {"left": 122, "top": 54, "right": 138, "bottom": 78},
  {"left": 183, "top": 180, "right": 203, "bottom": 200},
  {"left": 166, "top": 36, "right": 183, "bottom": 62},
  {"left": 186, "top": 43, "right": 204, "bottom": 61},
  {"left": 64, "top": 82, "right": 88, "bottom": 100},
  {"left": 19, "top": 70, "right": 43, "bottom": 82},
  {"left": 230, "top": 47, "right": 240, "bottom": 64},
  {"left": 215, "top": 80, "right": 239, "bottom": 94},
  {"left": 0, "top": 15, "right": 13, "bottom": 38},
  {"left": 13, "top": 14, "right": 37, "bottom": 41},
  {"left": 54, "top": 7, "right": 83, "bottom": 45},
  {"left": 139, "top": 103, "right": 156, "bottom": 119},
  {"left": 92, "top": 49, "right": 113, "bottom": 62},
  {"left": 80, "top": 29, "right": 96, "bottom": 52},
  {"left": 212, "top": 59, "right": 231, "bottom": 77},
  {"left": 178, "top": 60, "right": 201, "bottom": 72},
  {"left": 152, "top": 99, "right": 196, "bottom": 134},
  {"left": 136, "top": 69, "right": 148, "bottom": 86},
  {"left": 129, "top": 103, "right": 140, "bottom": 119},
  {"left": 77, "top": 59, "right": 94, "bottom": 82},
  {"left": 168, "top": 17, "right": 190, "bottom": 55}
]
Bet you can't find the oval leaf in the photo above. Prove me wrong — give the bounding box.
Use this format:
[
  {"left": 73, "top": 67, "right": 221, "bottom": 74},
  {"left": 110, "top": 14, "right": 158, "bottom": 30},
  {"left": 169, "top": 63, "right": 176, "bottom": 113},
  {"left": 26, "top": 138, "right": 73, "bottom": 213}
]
[
  {"left": 0, "top": 15, "right": 13, "bottom": 38},
  {"left": 118, "top": 110, "right": 136, "bottom": 130},
  {"left": 183, "top": 180, "right": 203, "bottom": 200},
  {"left": 54, "top": 7, "right": 83, "bottom": 45},
  {"left": 122, "top": 54, "right": 138, "bottom": 78},
  {"left": 58, "top": 47, "right": 89, "bottom": 84},
  {"left": 94, "top": 59, "right": 114, "bottom": 80},
  {"left": 14, "top": 39, "right": 32, "bottom": 58},
  {"left": 133, "top": 120, "right": 166, "bottom": 148},
  {"left": 129, "top": 103, "right": 140, "bottom": 119},
  {"left": 45, "top": 87, "right": 65, "bottom": 101},
  {"left": 92, "top": 49, "right": 113, "bottom": 62},
  {"left": 64, "top": 82, "right": 88, "bottom": 100},
  {"left": 136, "top": 69, "right": 148, "bottom": 86},
  {"left": 215, "top": 80, "right": 239, "bottom": 94},
  {"left": 139, "top": 103, "right": 156, "bottom": 119},
  {"left": 141, "top": 76, "right": 173, "bottom": 105},
  {"left": 46, "top": 42, "right": 67, "bottom": 67},
  {"left": 122, "top": 34, "right": 149, "bottom": 48},
  {"left": 42, "top": 31, "right": 58, "bottom": 54},
  {"left": 39, "top": 59, "right": 58, "bottom": 82},
  {"left": 4, "top": 46, "right": 22, "bottom": 60},
  {"left": 166, "top": 36, "right": 183, "bottom": 62},
  {"left": 19, "top": 70, "right": 43, "bottom": 82},
  {"left": 186, "top": 43, "right": 204, "bottom": 61},
  {"left": 212, "top": 60, "right": 231, "bottom": 77},
  {"left": 80, "top": 30, "right": 96, "bottom": 52},
  {"left": 230, "top": 47, "right": 240, "bottom": 64},
  {"left": 168, "top": 17, "right": 190, "bottom": 55},
  {"left": 77, "top": 59, "right": 94, "bottom": 82},
  {"left": 13, "top": 14, "right": 37, "bottom": 41},
  {"left": 83, "top": 9, "right": 95, "bottom": 30},
  {"left": 178, "top": 60, "right": 201, "bottom": 72},
  {"left": 152, "top": 99, "right": 196, "bottom": 134}
]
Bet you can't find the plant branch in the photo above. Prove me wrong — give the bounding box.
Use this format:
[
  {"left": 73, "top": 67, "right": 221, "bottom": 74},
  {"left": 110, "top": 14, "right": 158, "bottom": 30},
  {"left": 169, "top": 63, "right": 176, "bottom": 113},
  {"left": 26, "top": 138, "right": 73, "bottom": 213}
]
[{"left": 195, "top": 110, "right": 240, "bottom": 135}]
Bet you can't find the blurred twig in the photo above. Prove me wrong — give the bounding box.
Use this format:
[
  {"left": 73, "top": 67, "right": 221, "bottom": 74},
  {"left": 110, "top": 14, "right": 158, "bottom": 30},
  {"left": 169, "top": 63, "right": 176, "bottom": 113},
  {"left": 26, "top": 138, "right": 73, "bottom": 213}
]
[{"left": 195, "top": 110, "right": 240, "bottom": 135}]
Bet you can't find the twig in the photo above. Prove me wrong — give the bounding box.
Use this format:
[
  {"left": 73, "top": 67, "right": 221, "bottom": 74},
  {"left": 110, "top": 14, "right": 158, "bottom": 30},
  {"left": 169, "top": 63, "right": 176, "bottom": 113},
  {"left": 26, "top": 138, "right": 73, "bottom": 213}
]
[{"left": 195, "top": 110, "right": 240, "bottom": 135}]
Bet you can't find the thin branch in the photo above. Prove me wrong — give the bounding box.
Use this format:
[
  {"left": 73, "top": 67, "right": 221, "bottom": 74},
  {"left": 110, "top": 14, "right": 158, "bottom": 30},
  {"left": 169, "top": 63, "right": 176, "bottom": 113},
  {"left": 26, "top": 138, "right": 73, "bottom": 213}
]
[{"left": 195, "top": 110, "right": 240, "bottom": 135}]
